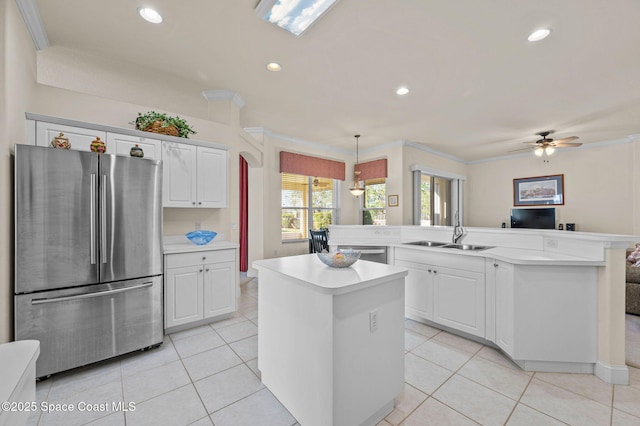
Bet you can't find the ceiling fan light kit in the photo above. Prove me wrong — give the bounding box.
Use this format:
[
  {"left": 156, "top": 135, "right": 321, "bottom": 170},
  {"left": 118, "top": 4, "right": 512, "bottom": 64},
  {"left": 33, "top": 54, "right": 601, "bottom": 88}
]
[{"left": 511, "top": 130, "right": 582, "bottom": 157}]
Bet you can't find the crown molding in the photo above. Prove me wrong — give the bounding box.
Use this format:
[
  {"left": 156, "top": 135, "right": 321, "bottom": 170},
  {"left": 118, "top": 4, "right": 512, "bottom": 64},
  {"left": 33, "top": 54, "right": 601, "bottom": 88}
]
[
  {"left": 201, "top": 90, "right": 245, "bottom": 109},
  {"left": 244, "top": 127, "right": 353, "bottom": 155},
  {"left": 468, "top": 134, "right": 640, "bottom": 165},
  {"left": 15, "top": 0, "right": 50, "bottom": 50}
]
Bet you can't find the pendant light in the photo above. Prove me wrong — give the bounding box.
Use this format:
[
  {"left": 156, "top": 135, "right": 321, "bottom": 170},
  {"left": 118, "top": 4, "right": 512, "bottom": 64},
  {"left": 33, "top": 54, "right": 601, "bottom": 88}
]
[{"left": 349, "top": 135, "right": 365, "bottom": 197}]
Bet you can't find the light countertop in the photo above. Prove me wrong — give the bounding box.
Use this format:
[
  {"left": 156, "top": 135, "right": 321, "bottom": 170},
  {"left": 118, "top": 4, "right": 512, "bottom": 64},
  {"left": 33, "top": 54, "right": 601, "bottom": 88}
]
[
  {"left": 253, "top": 254, "right": 408, "bottom": 295},
  {"left": 164, "top": 235, "right": 239, "bottom": 254},
  {"left": 393, "top": 244, "right": 606, "bottom": 266}
]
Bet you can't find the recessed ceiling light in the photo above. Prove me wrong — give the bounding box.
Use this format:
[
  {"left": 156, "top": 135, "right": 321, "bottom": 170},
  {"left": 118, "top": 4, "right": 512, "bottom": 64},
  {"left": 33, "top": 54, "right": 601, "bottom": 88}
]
[
  {"left": 396, "top": 86, "right": 410, "bottom": 96},
  {"left": 266, "top": 62, "right": 282, "bottom": 72},
  {"left": 138, "top": 7, "right": 163, "bottom": 24},
  {"left": 528, "top": 28, "right": 550, "bottom": 42}
]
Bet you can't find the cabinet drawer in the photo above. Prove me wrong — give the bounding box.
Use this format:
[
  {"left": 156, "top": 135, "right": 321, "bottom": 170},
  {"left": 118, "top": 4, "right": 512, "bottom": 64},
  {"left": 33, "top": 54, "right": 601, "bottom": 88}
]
[{"left": 165, "top": 249, "right": 235, "bottom": 268}]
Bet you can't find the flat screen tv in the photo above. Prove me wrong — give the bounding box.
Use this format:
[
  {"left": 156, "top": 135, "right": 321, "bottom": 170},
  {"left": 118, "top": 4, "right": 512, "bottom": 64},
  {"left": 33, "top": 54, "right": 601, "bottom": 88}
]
[{"left": 511, "top": 208, "right": 556, "bottom": 229}]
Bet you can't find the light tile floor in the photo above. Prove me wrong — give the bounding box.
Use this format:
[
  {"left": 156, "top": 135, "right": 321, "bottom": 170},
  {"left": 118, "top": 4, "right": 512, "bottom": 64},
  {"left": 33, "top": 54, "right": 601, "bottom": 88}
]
[{"left": 26, "top": 279, "right": 640, "bottom": 426}]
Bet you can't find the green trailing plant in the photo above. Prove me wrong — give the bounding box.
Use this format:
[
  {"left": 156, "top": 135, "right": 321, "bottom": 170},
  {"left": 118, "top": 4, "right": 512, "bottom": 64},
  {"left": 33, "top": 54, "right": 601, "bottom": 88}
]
[{"left": 132, "top": 111, "right": 197, "bottom": 138}]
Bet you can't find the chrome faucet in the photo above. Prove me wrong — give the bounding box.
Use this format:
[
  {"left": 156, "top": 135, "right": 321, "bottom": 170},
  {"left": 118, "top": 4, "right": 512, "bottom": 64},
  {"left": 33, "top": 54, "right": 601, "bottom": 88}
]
[{"left": 452, "top": 211, "right": 466, "bottom": 244}]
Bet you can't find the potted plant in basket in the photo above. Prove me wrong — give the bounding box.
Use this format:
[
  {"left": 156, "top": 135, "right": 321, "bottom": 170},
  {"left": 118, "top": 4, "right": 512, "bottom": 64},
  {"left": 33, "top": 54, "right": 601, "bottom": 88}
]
[{"left": 132, "top": 111, "right": 197, "bottom": 138}]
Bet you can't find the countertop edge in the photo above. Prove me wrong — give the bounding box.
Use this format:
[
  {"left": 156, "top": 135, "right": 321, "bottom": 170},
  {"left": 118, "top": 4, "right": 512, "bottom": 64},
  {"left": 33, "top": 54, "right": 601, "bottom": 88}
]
[
  {"left": 332, "top": 241, "right": 606, "bottom": 266},
  {"left": 253, "top": 255, "right": 408, "bottom": 295},
  {"left": 164, "top": 241, "right": 239, "bottom": 254}
]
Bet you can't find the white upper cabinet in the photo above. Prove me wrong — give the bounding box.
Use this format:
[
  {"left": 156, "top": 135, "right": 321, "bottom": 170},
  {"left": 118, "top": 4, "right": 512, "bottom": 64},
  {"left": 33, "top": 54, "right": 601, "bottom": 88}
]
[
  {"left": 106, "top": 133, "right": 162, "bottom": 160},
  {"left": 163, "top": 141, "right": 228, "bottom": 208},
  {"left": 36, "top": 122, "right": 107, "bottom": 152},
  {"left": 163, "top": 142, "right": 197, "bottom": 207},
  {"left": 197, "top": 146, "right": 228, "bottom": 208}
]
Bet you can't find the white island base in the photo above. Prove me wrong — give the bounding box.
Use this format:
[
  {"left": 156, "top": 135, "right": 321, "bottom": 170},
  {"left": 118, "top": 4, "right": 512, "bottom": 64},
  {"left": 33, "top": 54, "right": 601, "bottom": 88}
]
[{"left": 253, "top": 254, "right": 408, "bottom": 426}]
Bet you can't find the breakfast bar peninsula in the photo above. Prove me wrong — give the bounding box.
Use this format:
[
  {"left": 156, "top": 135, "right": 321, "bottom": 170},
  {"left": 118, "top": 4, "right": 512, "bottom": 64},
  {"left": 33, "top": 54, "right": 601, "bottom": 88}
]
[{"left": 253, "top": 254, "right": 408, "bottom": 426}]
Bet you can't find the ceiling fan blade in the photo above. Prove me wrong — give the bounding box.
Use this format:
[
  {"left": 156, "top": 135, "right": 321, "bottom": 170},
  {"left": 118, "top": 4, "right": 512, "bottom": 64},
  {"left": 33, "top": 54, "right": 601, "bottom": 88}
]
[
  {"left": 553, "top": 136, "right": 579, "bottom": 144},
  {"left": 509, "top": 147, "right": 534, "bottom": 153},
  {"left": 522, "top": 141, "right": 540, "bottom": 145},
  {"left": 554, "top": 142, "right": 583, "bottom": 148}
]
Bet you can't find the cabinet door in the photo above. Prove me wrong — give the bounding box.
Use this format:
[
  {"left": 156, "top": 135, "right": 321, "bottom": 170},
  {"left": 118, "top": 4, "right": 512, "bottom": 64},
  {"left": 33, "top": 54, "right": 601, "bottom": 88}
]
[
  {"left": 396, "top": 260, "right": 433, "bottom": 320},
  {"left": 197, "top": 147, "right": 228, "bottom": 208},
  {"left": 107, "top": 133, "right": 162, "bottom": 160},
  {"left": 165, "top": 265, "right": 204, "bottom": 328},
  {"left": 433, "top": 266, "right": 485, "bottom": 338},
  {"left": 203, "top": 261, "right": 236, "bottom": 318},
  {"left": 494, "top": 261, "right": 515, "bottom": 356},
  {"left": 162, "top": 142, "right": 197, "bottom": 207},
  {"left": 36, "top": 122, "right": 106, "bottom": 152}
]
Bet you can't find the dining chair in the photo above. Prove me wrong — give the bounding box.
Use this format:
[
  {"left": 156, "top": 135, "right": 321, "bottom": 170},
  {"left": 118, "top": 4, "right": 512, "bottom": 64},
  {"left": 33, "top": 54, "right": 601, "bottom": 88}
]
[{"left": 309, "top": 229, "right": 329, "bottom": 253}]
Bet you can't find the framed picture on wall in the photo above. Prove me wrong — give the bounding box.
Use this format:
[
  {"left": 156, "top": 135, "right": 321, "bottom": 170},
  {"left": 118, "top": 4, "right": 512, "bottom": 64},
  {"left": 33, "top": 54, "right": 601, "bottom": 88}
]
[
  {"left": 513, "top": 174, "right": 564, "bottom": 206},
  {"left": 388, "top": 195, "right": 399, "bottom": 207}
]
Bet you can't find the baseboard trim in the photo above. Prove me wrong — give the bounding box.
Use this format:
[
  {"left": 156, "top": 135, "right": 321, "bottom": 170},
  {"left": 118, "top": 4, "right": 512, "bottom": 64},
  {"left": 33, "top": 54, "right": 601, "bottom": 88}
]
[{"left": 594, "top": 360, "right": 629, "bottom": 384}]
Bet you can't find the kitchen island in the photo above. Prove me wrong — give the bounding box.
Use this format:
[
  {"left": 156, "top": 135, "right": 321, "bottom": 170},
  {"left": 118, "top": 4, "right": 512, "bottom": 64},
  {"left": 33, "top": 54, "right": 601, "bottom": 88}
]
[
  {"left": 253, "top": 254, "right": 408, "bottom": 426},
  {"left": 330, "top": 225, "right": 638, "bottom": 385}
]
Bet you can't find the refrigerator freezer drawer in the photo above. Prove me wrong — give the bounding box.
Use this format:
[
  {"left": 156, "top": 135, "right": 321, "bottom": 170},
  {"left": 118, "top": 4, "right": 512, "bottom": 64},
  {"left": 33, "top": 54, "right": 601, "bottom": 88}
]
[{"left": 15, "top": 276, "right": 163, "bottom": 378}]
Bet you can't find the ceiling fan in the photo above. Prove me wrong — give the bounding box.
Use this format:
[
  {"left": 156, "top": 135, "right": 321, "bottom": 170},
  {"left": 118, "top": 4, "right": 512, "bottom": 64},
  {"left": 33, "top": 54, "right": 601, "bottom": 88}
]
[{"left": 513, "top": 131, "right": 582, "bottom": 156}]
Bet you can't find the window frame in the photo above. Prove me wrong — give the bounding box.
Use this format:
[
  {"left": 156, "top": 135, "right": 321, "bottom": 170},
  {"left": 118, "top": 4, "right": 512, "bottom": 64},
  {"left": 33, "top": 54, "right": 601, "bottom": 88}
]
[
  {"left": 281, "top": 173, "right": 339, "bottom": 242},
  {"left": 411, "top": 166, "right": 465, "bottom": 227},
  {"left": 361, "top": 178, "right": 386, "bottom": 225}
]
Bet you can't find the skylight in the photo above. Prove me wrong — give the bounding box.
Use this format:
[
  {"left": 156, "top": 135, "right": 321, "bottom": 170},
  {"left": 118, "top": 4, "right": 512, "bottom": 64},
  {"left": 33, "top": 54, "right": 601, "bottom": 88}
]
[{"left": 255, "top": 0, "right": 340, "bottom": 36}]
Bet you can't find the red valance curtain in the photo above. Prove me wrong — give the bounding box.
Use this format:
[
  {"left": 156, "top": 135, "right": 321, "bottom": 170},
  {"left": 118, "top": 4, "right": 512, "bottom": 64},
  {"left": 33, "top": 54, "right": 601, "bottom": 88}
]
[
  {"left": 355, "top": 159, "right": 388, "bottom": 180},
  {"left": 280, "top": 151, "right": 346, "bottom": 180}
]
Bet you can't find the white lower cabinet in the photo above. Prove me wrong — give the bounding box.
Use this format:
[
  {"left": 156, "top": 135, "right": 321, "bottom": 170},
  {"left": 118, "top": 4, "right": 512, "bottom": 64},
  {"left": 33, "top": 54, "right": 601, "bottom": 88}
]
[
  {"left": 394, "top": 248, "right": 485, "bottom": 338},
  {"left": 395, "top": 260, "right": 434, "bottom": 321},
  {"left": 492, "top": 260, "right": 515, "bottom": 356},
  {"left": 165, "top": 265, "right": 204, "bottom": 328},
  {"left": 164, "top": 249, "right": 237, "bottom": 330},
  {"left": 433, "top": 266, "right": 485, "bottom": 338}
]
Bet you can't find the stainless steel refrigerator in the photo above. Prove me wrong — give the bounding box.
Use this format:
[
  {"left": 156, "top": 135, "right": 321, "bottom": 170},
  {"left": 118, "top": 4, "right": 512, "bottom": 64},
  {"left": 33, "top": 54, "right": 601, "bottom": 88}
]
[{"left": 14, "top": 144, "right": 164, "bottom": 378}]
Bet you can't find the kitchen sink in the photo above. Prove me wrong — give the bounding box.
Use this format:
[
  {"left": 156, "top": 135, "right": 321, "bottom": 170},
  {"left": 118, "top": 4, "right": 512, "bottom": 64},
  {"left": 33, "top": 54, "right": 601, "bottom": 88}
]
[
  {"left": 442, "top": 244, "right": 493, "bottom": 251},
  {"left": 403, "top": 241, "right": 448, "bottom": 247}
]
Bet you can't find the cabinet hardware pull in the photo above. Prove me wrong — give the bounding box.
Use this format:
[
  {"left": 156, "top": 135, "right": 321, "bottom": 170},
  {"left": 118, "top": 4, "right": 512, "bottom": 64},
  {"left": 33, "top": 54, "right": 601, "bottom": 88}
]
[
  {"left": 192, "top": 201, "right": 196, "bottom": 205},
  {"left": 428, "top": 269, "right": 432, "bottom": 273},
  {"left": 199, "top": 269, "right": 203, "bottom": 273},
  {"left": 433, "top": 270, "right": 437, "bottom": 274},
  {"left": 198, "top": 202, "right": 202, "bottom": 205},
  {"left": 202, "top": 257, "right": 206, "bottom": 261},
  {"left": 206, "top": 268, "right": 210, "bottom": 272},
  {"left": 494, "top": 263, "right": 498, "bottom": 267}
]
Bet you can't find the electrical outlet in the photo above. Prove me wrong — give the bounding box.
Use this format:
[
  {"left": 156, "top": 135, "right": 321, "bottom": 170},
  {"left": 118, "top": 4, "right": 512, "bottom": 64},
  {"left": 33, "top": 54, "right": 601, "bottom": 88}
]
[
  {"left": 195, "top": 222, "right": 201, "bottom": 231},
  {"left": 546, "top": 239, "right": 558, "bottom": 249},
  {"left": 369, "top": 310, "right": 378, "bottom": 333}
]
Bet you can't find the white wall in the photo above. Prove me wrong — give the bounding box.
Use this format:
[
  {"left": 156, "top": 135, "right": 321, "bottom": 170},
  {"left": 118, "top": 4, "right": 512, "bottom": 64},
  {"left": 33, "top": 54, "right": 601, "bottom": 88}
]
[
  {"left": 257, "top": 130, "right": 358, "bottom": 259},
  {"left": 467, "top": 141, "right": 638, "bottom": 234},
  {"left": 1, "top": 0, "right": 39, "bottom": 343}
]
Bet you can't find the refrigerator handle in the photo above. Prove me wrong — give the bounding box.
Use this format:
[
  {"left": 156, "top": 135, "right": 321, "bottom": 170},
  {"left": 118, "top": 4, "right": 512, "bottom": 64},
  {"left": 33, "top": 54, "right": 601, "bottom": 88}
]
[
  {"left": 90, "top": 174, "right": 97, "bottom": 265},
  {"left": 101, "top": 175, "right": 108, "bottom": 264},
  {"left": 31, "top": 282, "right": 154, "bottom": 305}
]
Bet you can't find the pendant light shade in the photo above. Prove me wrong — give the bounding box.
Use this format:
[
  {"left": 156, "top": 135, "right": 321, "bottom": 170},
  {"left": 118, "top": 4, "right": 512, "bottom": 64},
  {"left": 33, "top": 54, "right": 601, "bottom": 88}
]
[{"left": 349, "top": 135, "right": 365, "bottom": 196}]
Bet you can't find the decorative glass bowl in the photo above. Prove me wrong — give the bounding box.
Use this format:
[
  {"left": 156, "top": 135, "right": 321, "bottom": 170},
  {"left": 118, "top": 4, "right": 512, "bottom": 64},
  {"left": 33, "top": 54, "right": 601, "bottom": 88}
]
[
  {"left": 316, "top": 249, "right": 361, "bottom": 268},
  {"left": 185, "top": 230, "right": 217, "bottom": 245}
]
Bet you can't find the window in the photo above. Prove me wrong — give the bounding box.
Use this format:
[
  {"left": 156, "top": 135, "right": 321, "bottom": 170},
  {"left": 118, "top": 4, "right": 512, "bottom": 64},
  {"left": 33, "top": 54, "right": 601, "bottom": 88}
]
[
  {"left": 281, "top": 173, "right": 338, "bottom": 241},
  {"left": 419, "top": 174, "right": 451, "bottom": 226},
  {"left": 362, "top": 178, "right": 386, "bottom": 225},
  {"left": 412, "top": 167, "right": 464, "bottom": 226}
]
